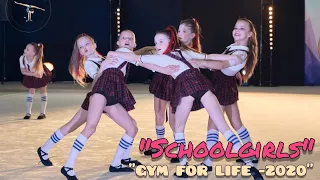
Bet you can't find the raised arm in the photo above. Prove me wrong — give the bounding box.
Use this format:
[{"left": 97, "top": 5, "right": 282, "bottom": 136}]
[{"left": 14, "top": 1, "right": 29, "bottom": 7}]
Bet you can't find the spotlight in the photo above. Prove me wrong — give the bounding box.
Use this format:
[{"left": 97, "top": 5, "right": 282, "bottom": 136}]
[
  {"left": 117, "top": 8, "right": 120, "bottom": 12},
  {"left": 241, "top": 69, "right": 246, "bottom": 75},
  {"left": 44, "top": 62, "right": 54, "bottom": 71},
  {"left": 269, "top": 7, "right": 273, "bottom": 11}
]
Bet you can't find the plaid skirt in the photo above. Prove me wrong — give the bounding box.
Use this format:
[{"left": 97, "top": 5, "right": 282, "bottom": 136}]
[
  {"left": 81, "top": 92, "right": 91, "bottom": 111},
  {"left": 21, "top": 65, "right": 52, "bottom": 89},
  {"left": 86, "top": 68, "right": 136, "bottom": 111},
  {"left": 149, "top": 72, "right": 174, "bottom": 101},
  {"left": 171, "top": 69, "right": 215, "bottom": 113},
  {"left": 211, "top": 70, "right": 238, "bottom": 105}
]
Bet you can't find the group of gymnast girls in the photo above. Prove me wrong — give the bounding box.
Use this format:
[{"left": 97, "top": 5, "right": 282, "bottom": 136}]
[{"left": 19, "top": 17, "right": 263, "bottom": 179}]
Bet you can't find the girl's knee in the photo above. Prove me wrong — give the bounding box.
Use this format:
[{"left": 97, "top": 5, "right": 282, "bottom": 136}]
[
  {"left": 29, "top": 88, "right": 35, "bottom": 94},
  {"left": 61, "top": 124, "right": 72, "bottom": 134},
  {"left": 40, "top": 86, "right": 47, "bottom": 93},
  {"left": 126, "top": 124, "right": 138, "bottom": 137},
  {"left": 84, "top": 124, "right": 97, "bottom": 135}
]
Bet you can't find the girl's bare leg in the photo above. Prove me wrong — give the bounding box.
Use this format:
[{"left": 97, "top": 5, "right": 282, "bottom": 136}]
[
  {"left": 174, "top": 96, "right": 194, "bottom": 165},
  {"left": 154, "top": 97, "right": 168, "bottom": 139},
  {"left": 24, "top": 88, "right": 35, "bottom": 118},
  {"left": 39, "top": 86, "right": 47, "bottom": 117},
  {"left": 62, "top": 94, "right": 106, "bottom": 177}
]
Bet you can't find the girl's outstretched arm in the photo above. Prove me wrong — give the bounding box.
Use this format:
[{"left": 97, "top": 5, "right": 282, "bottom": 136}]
[{"left": 189, "top": 59, "right": 240, "bottom": 70}]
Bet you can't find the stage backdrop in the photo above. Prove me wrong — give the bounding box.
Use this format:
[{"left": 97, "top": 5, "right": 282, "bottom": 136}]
[{"left": 305, "top": 0, "right": 320, "bottom": 85}]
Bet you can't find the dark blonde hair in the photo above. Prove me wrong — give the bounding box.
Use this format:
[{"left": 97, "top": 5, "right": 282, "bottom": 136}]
[
  {"left": 180, "top": 18, "right": 202, "bottom": 53},
  {"left": 69, "top": 33, "right": 98, "bottom": 87},
  {"left": 29, "top": 42, "right": 44, "bottom": 77},
  {"left": 238, "top": 18, "right": 258, "bottom": 82}
]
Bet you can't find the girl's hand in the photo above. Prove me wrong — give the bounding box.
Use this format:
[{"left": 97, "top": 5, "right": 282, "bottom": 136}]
[
  {"left": 107, "top": 51, "right": 116, "bottom": 58},
  {"left": 99, "top": 57, "right": 118, "bottom": 72},
  {"left": 33, "top": 72, "right": 40, "bottom": 78},
  {"left": 162, "top": 65, "right": 180, "bottom": 75},
  {"left": 107, "top": 51, "right": 138, "bottom": 63},
  {"left": 104, "top": 57, "right": 119, "bottom": 65}
]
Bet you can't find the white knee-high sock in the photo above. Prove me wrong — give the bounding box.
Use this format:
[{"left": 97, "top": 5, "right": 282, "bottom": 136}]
[
  {"left": 111, "top": 134, "right": 133, "bottom": 167},
  {"left": 174, "top": 132, "right": 187, "bottom": 165},
  {"left": 236, "top": 126, "right": 252, "bottom": 145},
  {"left": 122, "top": 140, "right": 133, "bottom": 160},
  {"left": 41, "top": 129, "right": 64, "bottom": 160},
  {"left": 26, "top": 93, "right": 34, "bottom": 114},
  {"left": 156, "top": 125, "right": 165, "bottom": 139},
  {"left": 64, "top": 134, "right": 87, "bottom": 176},
  {"left": 203, "top": 129, "right": 219, "bottom": 166},
  {"left": 40, "top": 93, "right": 47, "bottom": 114},
  {"left": 223, "top": 130, "right": 253, "bottom": 166}
]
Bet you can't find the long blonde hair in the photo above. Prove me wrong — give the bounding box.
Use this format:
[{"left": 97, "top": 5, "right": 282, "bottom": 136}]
[
  {"left": 239, "top": 18, "right": 258, "bottom": 82},
  {"left": 29, "top": 42, "right": 44, "bottom": 77},
  {"left": 69, "top": 33, "right": 97, "bottom": 87}
]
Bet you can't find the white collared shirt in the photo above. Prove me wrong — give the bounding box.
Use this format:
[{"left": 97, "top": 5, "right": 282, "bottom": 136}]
[
  {"left": 19, "top": 56, "right": 36, "bottom": 72},
  {"left": 84, "top": 57, "right": 103, "bottom": 79},
  {"left": 221, "top": 44, "right": 249, "bottom": 76}
]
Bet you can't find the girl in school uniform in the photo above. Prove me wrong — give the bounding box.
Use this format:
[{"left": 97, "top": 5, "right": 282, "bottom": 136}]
[
  {"left": 191, "top": 18, "right": 260, "bottom": 169},
  {"left": 136, "top": 19, "right": 203, "bottom": 160},
  {"left": 60, "top": 30, "right": 179, "bottom": 180},
  {"left": 107, "top": 26, "right": 263, "bottom": 179},
  {"left": 19, "top": 43, "right": 52, "bottom": 120},
  {"left": 37, "top": 33, "right": 108, "bottom": 167}
]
